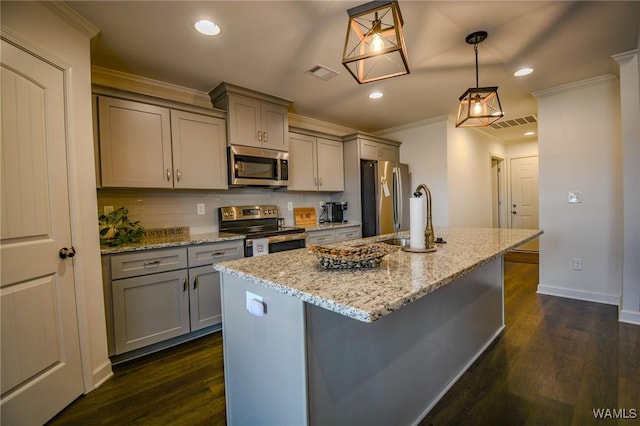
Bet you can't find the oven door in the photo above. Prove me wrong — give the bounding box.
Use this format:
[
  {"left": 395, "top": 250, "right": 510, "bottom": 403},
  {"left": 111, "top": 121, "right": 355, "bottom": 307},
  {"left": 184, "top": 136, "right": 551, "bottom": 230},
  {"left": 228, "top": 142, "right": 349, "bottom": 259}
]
[{"left": 245, "top": 233, "right": 307, "bottom": 257}]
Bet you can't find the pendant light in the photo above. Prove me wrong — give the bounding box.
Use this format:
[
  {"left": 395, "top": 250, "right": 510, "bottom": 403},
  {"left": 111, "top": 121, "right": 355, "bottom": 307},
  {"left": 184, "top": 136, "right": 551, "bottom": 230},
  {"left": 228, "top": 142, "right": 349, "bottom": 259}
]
[
  {"left": 455, "top": 31, "right": 504, "bottom": 127},
  {"left": 342, "top": 0, "right": 409, "bottom": 84}
]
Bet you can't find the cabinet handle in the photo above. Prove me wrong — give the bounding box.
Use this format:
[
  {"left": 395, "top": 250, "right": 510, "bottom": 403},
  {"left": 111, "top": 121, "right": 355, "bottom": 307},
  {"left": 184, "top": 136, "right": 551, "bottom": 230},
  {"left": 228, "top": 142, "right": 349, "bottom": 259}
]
[
  {"left": 144, "top": 260, "right": 161, "bottom": 267},
  {"left": 182, "top": 277, "right": 187, "bottom": 292},
  {"left": 166, "top": 169, "right": 172, "bottom": 181},
  {"left": 264, "top": 131, "right": 268, "bottom": 142},
  {"left": 193, "top": 275, "right": 198, "bottom": 290},
  {"left": 257, "top": 130, "right": 262, "bottom": 142},
  {"left": 211, "top": 251, "right": 225, "bottom": 257},
  {"left": 176, "top": 169, "right": 181, "bottom": 182},
  {"left": 319, "top": 177, "right": 323, "bottom": 186}
]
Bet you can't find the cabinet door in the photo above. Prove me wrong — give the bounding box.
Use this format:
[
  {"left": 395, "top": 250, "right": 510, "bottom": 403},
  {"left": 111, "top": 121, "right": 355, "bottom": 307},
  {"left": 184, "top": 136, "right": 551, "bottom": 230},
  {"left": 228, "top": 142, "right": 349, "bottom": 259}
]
[
  {"left": 189, "top": 265, "right": 222, "bottom": 331},
  {"left": 360, "top": 140, "right": 398, "bottom": 162},
  {"left": 288, "top": 133, "right": 317, "bottom": 191},
  {"left": 307, "top": 230, "right": 335, "bottom": 245},
  {"left": 112, "top": 269, "right": 190, "bottom": 354},
  {"left": 227, "top": 94, "right": 261, "bottom": 148},
  {"left": 317, "top": 138, "right": 344, "bottom": 191},
  {"left": 335, "top": 226, "right": 362, "bottom": 242},
  {"left": 261, "top": 103, "right": 288, "bottom": 151},
  {"left": 171, "top": 110, "right": 227, "bottom": 189},
  {"left": 98, "top": 96, "right": 173, "bottom": 188}
]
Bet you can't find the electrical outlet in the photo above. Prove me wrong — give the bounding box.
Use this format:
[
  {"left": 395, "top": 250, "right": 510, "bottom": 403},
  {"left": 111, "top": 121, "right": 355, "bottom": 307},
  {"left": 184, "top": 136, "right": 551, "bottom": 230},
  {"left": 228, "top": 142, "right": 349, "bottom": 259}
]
[
  {"left": 319, "top": 201, "right": 325, "bottom": 209},
  {"left": 197, "top": 203, "right": 205, "bottom": 215},
  {"left": 287, "top": 201, "right": 293, "bottom": 211},
  {"left": 103, "top": 205, "right": 114, "bottom": 214},
  {"left": 572, "top": 257, "right": 582, "bottom": 271}
]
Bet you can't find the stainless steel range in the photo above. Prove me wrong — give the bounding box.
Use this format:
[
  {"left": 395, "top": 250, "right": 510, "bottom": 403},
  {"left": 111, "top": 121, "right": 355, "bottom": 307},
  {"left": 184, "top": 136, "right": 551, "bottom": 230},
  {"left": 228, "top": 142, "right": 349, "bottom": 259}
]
[{"left": 218, "top": 205, "right": 307, "bottom": 257}]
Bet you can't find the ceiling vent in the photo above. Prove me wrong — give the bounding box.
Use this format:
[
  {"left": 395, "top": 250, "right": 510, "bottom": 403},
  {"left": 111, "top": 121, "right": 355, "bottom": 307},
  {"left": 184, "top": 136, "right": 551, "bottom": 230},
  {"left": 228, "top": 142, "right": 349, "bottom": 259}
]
[
  {"left": 305, "top": 64, "right": 339, "bottom": 81},
  {"left": 489, "top": 115, "right": 537, "bottom": 129}
]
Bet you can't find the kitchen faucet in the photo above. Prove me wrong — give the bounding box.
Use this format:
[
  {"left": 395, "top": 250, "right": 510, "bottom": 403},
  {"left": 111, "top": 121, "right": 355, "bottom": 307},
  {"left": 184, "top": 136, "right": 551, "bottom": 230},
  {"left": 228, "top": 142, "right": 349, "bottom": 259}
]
[{"left": 414, "top": 184, "right": 436, "bottom": 251}]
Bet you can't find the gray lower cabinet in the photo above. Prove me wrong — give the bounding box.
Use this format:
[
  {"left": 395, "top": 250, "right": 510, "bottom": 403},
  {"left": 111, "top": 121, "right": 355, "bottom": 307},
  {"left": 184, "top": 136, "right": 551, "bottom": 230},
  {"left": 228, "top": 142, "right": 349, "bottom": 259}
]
[
  {"left": 307, "top": 225, "right": 362, "bottom": 245},
  {"left": 108, "top": 240, "right": 243, "bottom": 356}
]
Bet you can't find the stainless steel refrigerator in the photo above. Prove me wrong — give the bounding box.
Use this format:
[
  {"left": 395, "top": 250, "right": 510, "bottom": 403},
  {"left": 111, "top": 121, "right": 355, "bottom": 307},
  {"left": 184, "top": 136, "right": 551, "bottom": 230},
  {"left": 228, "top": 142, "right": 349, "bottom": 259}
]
[{"left": 360, "top": 160, "right": 411, "bottom": 237}]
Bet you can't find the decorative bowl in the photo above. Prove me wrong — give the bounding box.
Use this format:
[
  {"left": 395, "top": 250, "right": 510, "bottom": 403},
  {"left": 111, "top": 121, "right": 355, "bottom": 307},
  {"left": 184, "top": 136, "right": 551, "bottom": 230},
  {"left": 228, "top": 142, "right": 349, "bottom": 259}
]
[{"left": 308, "top": 243, "right": 395, "bottom": 269}]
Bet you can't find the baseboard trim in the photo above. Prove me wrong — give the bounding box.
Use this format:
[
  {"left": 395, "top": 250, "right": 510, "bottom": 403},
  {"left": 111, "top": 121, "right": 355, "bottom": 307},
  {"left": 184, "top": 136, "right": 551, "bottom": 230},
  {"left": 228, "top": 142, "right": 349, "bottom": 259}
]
[
  {"left": 619, "top": 309, "right": 640, "bottom": 325},
  {"left": 92, "top": 360, "right": 114, "bottom": 391},
  {"left": 537, "top": 284, "right": 620, "bottom": 306}
]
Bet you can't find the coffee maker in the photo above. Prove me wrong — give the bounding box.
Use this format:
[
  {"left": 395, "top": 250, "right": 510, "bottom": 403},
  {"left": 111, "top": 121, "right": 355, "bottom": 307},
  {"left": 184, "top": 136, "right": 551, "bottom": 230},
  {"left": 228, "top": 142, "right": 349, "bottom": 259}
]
[{"left": 324, "top": 201, "right": 348, "bottom": 223}]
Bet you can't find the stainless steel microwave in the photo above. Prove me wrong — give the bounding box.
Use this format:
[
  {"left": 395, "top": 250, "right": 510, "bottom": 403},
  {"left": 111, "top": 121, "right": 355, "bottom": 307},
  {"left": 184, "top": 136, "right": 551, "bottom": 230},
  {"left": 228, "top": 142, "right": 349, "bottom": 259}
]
[{"left": 228, "top": 145, "right": 289, "bottom": 187}]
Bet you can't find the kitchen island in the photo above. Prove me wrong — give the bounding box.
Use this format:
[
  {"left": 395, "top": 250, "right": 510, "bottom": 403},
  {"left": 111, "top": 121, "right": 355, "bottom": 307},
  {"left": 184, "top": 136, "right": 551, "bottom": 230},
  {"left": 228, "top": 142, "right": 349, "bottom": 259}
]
[{"left": 214, "top": 227, "right": 542, "bottom": 425}]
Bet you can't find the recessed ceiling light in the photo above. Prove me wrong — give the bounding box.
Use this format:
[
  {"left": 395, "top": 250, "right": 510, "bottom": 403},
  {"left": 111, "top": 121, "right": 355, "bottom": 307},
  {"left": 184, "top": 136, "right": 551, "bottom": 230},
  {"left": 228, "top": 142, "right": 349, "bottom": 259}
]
[
  {"left": 514, "top": 67, "right": 534, "bottom": 77},
  {"left": 369, "top": 91, "right": 383, "bottom": 99},
  {"left": 524, "top": 131, "right": 535, "bottom": 136},
  {"left": 194, "top": 20, "right": 221, "bottom": 36}
]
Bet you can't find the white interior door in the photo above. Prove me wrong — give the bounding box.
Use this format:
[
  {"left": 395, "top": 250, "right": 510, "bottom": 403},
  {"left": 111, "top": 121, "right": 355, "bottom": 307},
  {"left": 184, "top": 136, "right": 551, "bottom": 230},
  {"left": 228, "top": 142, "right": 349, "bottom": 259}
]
[
  {"left": 510, "top": 155, "right": 539, "bottom": 251},
  {"left": 1, "top": 40, "right": 83, "bottom": 425}
]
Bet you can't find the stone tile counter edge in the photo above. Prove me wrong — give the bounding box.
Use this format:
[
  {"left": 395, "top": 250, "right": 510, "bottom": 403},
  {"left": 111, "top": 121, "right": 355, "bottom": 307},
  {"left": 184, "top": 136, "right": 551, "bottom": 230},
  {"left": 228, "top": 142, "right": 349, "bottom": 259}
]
[
  {"left": 214, "top": 227, "right": 543, "bottom": 322},
  {"left": 100, "top": 232, "right": 245, "bottom": 255}
]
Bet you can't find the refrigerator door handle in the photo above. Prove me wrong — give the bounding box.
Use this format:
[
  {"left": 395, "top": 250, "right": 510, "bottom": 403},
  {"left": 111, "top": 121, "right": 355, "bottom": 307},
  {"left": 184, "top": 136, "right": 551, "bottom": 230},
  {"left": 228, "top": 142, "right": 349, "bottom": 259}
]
[{"left": 393, "top": 167, "right": 401, "bottom": 229}]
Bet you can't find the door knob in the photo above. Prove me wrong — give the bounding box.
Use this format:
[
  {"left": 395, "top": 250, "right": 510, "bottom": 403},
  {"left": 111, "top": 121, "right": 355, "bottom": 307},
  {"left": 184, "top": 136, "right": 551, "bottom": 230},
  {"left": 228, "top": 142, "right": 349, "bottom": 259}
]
[
  {"left": 512, "top": 211, "right": 517, "bottom": 215},
  {"left": 59, "top": 247, "right": 76, "bottom": 259}
]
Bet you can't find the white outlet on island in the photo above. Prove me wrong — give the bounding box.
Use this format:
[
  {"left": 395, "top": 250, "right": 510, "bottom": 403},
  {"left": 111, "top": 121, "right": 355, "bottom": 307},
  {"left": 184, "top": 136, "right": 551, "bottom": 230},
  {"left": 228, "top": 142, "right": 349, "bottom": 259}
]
[{"left": 197, "top": 203, "right": 205, "bottom": 215}]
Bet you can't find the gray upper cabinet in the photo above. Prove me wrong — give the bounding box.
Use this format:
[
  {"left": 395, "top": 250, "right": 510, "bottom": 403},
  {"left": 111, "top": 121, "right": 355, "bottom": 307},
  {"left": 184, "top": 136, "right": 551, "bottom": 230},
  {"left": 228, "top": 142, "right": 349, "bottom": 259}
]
[
  {"left": 359, "top": 138, "right": 398, "bottom": 162},
  {"left": 288, "top": 131, "right": 344, "bottom": 192},
  {"left": 210, "top": 82, "right": 291, "bottom": 151},
  {"left": 97, "top": 96, "right": 227, "bottom": 189}
]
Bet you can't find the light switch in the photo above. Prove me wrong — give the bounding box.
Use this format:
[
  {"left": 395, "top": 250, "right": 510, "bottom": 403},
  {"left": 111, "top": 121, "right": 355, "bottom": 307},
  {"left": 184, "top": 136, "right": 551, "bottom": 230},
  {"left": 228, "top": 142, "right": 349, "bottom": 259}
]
[{"left": 567, "top": 191, "right": 582, "bottom": 203}]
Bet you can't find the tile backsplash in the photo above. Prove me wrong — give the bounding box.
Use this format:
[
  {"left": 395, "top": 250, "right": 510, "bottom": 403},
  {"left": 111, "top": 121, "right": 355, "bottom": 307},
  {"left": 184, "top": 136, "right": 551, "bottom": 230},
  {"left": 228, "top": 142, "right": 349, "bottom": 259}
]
[{"left": 97, "top": 188, "right": 333, "bottom": 234}]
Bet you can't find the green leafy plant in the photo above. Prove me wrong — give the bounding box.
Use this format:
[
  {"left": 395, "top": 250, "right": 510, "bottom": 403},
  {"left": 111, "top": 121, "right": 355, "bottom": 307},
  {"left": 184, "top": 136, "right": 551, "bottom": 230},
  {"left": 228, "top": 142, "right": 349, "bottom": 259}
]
[{"left": 99, "top": 206, "right": 145, "bottom": 246}]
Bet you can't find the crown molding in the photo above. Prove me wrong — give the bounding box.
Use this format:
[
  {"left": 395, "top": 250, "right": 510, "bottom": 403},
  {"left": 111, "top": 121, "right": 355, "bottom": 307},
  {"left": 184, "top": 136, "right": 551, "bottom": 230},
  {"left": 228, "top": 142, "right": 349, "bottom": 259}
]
[
  {"left": 532, "top": 74, "right": 618, "bottom": 99},
  {"left": 40, "top": 1, "right": 100, "bottom": 39},
  {"left": 288, "top": 114, "right": 357, "bottom": 137},
  {"left": 374, "top": 114, "right": 449, "bottom": 136},
  {"left": 91, "top": 66, "right": 214, "bottom": 109},
  {"left": 612, "top": 49, "right": 638, "bottom": 65}
]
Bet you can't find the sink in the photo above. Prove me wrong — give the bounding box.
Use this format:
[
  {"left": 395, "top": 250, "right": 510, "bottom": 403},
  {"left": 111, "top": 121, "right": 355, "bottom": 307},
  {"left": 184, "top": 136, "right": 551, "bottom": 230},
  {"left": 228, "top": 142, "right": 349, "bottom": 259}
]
[{"left": 380, "top": 237, "right": 410, "bottom": 247}]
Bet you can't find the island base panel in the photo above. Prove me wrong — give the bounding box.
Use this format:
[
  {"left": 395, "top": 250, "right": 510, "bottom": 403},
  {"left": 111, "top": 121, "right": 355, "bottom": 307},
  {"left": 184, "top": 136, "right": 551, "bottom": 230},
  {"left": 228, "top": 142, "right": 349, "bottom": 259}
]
[
  {"left": 306, "top": 257, "right": 504, "bottom": 425},
  {"left": 220, "top": 274, "right": 308, "bottom": 426},
  {"left": 221, "top": 256, "right": 504, "bottom": 425}
]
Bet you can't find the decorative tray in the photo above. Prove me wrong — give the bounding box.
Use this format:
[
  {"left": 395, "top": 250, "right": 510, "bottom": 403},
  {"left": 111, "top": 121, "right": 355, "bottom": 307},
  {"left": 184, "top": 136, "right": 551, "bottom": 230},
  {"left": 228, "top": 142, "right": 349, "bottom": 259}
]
[{"left": 308, "top": 243, "right": 395, "bottom": 269}]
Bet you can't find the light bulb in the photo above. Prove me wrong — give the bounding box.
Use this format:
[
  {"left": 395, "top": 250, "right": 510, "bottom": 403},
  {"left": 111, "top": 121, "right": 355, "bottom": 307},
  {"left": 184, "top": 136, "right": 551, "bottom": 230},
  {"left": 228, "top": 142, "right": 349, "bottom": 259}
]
[
  {"left": 371, "top": 33, "right": 385, "bottom": 53},
  {"left": 472, "top": 100, "right": 483, "bottom": 115}
]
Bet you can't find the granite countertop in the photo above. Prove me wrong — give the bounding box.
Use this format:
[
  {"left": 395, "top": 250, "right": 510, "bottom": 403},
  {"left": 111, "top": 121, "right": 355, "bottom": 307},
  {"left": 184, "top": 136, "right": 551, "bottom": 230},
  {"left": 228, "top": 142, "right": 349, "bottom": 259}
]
[
  {"left": 213, "top": 227, "right": 543, "bottom": 323},
  {"left": 100, "top": 232, "right": 245, "bottom": 255}
]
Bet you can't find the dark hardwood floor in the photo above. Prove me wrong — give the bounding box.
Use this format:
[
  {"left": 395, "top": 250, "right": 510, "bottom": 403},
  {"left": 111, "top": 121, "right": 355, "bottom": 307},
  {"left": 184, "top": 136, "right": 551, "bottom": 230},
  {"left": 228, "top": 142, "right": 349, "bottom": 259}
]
[{"left": 48, "top": 258, "right": 639, "bottom": 426}]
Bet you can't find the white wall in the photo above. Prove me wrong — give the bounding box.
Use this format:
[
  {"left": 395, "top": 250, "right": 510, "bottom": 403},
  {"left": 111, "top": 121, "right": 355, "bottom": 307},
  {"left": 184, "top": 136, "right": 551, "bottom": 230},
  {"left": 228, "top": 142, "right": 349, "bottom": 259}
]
[
  {"left": 535, "top": 76, "right": 623, "bottom": 305},
  {"left": 1, "top": 2, "right": 112, "bottom": 390},
  {"left": 615, "top": 48, "right": 640, "bottom": 325},
  {"left": 506, "top": 141, "right": 539, "bottom": 158},
  {"left": 447, "top": 121, "right": 506, "bottom": 227},
  {"left": 378, "top": 116, "right": 449, "bottom": 227}
]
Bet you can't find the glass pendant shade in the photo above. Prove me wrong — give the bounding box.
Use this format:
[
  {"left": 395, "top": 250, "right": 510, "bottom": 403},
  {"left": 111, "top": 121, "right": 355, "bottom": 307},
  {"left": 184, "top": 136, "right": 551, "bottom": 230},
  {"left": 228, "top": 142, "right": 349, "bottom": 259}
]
[
  {"left": 342, "top": 0, "right": 409, "bottom": 84},
  {"left": 456, "top": 87, "right": 504, "bottom": 127},
  {"left": 455, "top": 31, "right": 504, "bottom": 127}
]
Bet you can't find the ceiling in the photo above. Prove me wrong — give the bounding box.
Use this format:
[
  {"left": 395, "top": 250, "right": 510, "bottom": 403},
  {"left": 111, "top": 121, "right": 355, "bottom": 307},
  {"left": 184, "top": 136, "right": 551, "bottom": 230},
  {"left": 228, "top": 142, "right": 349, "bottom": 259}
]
[{"left": 68, "top": 1, "right": 640, "bottom": 144}]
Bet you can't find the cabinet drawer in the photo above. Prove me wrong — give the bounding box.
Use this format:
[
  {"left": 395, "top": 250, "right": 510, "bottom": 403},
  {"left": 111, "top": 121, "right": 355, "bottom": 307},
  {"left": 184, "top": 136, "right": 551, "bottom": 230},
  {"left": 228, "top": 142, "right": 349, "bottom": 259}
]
[
  {"left": 111, "top": 248, "right": 188, "bottom": 280},
  {"left": 335, "top": 227, "right": 362, "bottom": 242},
  {"left": 188, "top": 240, "right": 244, "bottom": 267},
  {"left": 307, "top": 230, "right": 335, "bottom": 245}
]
